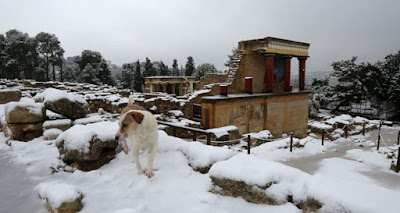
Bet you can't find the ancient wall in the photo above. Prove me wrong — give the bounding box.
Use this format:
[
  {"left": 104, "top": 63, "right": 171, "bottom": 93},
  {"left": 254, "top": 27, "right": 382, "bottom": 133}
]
[
  {"left": 264, "top": 93, "right": 309, "bottom": 138},
  {"left": 195, "top": 74, "right": 228, "bottom": 90},
  {"left": 201, "top": 92, "right": 309, "bottom": 137}
]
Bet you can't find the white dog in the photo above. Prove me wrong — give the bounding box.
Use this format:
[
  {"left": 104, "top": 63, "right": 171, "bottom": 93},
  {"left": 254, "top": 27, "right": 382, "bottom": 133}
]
[{"left": 115, "top": 97, "right": 158, "bottom": 178}]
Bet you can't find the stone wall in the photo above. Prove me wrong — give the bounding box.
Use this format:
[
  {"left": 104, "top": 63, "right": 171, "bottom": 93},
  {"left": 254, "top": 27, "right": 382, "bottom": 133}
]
[
  {"left": 201, "top": 92, "right": 309, "bottom": 138},
  {"left": 196, "top": 74, "right": 228, "bottom": 90}
]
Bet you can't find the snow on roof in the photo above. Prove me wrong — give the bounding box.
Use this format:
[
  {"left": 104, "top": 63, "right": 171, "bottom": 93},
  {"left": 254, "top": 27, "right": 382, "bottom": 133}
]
[
  {"left": 34, "top": 88, "right": 87, "bottom": 105},
  {"left": 56, "top": 121, "right": 118, "bottom": 153},
  {"left": 36, "top": 181, "right": 81, "bottom": 209}
]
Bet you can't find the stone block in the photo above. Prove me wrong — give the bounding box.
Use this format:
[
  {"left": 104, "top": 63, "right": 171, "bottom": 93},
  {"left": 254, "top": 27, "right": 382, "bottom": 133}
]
[
  {"left": 5, "top": 102, "right": 45, "bottom": 124},
  {"left": 0, "top": 89, "right": 21, "bottom": 104}
]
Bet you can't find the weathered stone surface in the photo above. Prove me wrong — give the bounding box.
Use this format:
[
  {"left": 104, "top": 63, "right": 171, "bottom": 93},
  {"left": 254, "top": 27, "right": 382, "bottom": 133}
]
[
  {"left": 43, "top": 119, "right": 72, "bottom": 131},
  {"left": 5, "top": 102, "right": 45, "bottom": 124},
  {"left": 56, "top": 136, "right": 118, "bottom": 171},
  {"left": 43, "top": 128, "right": 63, "bottom": 140},
  {"left": 0, "top": 89, "right": 21, "bottom": 104},
  {"left": 3, "top": 122, "right": 43, "bottom": 142},
  {"left": 44, "top": 98, "right": 88, "bottom": 120},
  {"left": 47, "top": 197, "right": 82, "bottom": 213}
]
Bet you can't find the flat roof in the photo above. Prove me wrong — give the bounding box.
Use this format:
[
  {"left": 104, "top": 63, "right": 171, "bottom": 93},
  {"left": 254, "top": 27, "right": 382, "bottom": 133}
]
[
  {"left": 201, "top": 91, "right": 310, "bottom": 103},
  {"left": 239, "top": 37, "right": 310, "bottom": 47},
  {"left": 145, "top": 76, "right": 196, "bottom": 79}
]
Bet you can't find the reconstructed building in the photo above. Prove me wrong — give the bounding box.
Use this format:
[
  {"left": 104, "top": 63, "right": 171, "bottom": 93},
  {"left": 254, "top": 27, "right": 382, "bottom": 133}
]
[
  {"left": 145, "top": 76, "right": 196, "bottom": 96},
  {"left": 200, "top": 37, "right": 310, "bottom": 138}
]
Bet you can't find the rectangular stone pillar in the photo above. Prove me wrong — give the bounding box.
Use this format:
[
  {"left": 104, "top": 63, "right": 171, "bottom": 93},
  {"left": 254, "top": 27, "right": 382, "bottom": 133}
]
[
  {"left": 163, "top": 84, "right": 167, "bottom": 93},
  {"left": 265, "top": 55, "right": 274, "bottom": 93},
  {"left": 172, "top": 84, "right": 176, "bottom": 95},
  {"left": 299, "top": 57, "right": 307, "bottom": 90},
  {"left": 284, "top": 57, "right": 292, "bottom": 91}
]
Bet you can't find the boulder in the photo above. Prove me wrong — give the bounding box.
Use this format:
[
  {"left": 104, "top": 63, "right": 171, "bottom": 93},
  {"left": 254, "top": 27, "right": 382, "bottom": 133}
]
[
  {"left": 5, "top": 102, "right": 45, "bottom": 124},
  {"left": 0, "top": 89, "right": 21, "bottom": 104},
  {"left": 43, "top": 119, "right": 72, "bottom": 131},
  {"left": 55, "top": 122, "right": 119, "bottom": 171},
  {"left": 36, "top": 181, "right": 83, "bottom": 213},
  {"left": 3, "top": 122, "right": 43, "bottom": 141},
  {"left": 44, "top": 128, "right": 63, "bottom": 140},
  {"left": 35, "top": 88, "right": 89, "bottom": 119}
]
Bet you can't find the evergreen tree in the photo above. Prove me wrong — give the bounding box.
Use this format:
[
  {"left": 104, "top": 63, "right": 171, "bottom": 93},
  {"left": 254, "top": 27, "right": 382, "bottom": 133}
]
[
  {"left": 36, "top": 32, "right": 64, "bottom": 81},
  {"left": 75, "top": 50, "right": 113, "bottom": 85},
  {"left": 133, "top": 60, "right": 144, "bottom": 92},
  {"left": 121, "top": 63, "right": 135, "bottom": 89},
  {"left": 172, "top": 59, "right": 179, "bottom": 76},
  {"left": 159, "top": 61, "right": 169, "bottom": 76},
  {"left": 195, "top": 63, "right": 218, "bottom": 80},
  {"left": 185, "top": 56, "right": 195, "bottom": 76},
  {"left": 78, "top": 64, "right": 100, "bottom": 84},
  {"left": 143, "top": 57, "right": 157, "bottom": 77}
]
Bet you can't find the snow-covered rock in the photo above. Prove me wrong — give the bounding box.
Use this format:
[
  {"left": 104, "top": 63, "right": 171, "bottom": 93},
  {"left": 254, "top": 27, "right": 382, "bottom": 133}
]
[
  {"left": 55, "top": 121, "right": 119, "bottom": 171},
  {"left": 4, "top": 102, "right": 45, "bottom": 124},
  {"left": 43, "top": 128, "right": 63, "bottom": 140},
  {"left": 36, "top": 181, "right": 82, "bottom": 213},
  {"left": 43, "top": 119, "right": 72, "bottom": 131},
  {"left": 35, "top": 88, "right": 89, "bottom": 119}
]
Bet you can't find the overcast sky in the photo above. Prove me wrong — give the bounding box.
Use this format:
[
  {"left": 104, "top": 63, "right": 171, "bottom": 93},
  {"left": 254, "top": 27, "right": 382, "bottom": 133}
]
[{"left": 1, "top": 0, "right": 399, "bottom": 73}]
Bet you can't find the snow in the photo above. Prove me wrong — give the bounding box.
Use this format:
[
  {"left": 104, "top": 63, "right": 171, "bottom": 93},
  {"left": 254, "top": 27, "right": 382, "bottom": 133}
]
[
  {"left": 169, "top": 110, "right": 183, "bottom": 117},
  {"left": 55, "top": 121, "right": 118, "bottom": 153},
  {"left": 246, "top": 130, "right": 273, "bottom": 139},
  {"left": 46, "top": 110, "right": 66, "bottom": 120},
  {"left": 72, "top": 114, "right": 103, "bottom": 125},
  {"left": 43, "top": 119, "right": 72, "bottom": 129},
  {"left": 149, "top": 105, "right": 157, "bottom": 111},
  {"left": 308, "top": 121, "right": 333, "bottom": 130},
  {"left": 43, "top": 128, "right": 63, "bottom": 138},
  {"left": 325, "top": 114, "right": 353, "bottom": 125},
  {"left": 4, "top": 102, "right": 44, "bottom": 117},
  {"left": 34, "top": 88, "right": 87, "bottom": 105},
  {"left": 36, "top": 181, "right": 81, "bottom": 209},
  {"left": 208, "top": 125, "right": 238, "bottom": 139}
]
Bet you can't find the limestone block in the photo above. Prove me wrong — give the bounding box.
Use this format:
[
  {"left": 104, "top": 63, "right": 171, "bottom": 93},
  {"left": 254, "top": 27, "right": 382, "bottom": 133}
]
[
  {"left": 0, "top": 89, "right": 22, "bottom": 104},
  {"left": 5, "top": 102, "right": 45, "bottom": 124},
  {"left": 4, "top": 122, "right": 43, "bottom": 142}
]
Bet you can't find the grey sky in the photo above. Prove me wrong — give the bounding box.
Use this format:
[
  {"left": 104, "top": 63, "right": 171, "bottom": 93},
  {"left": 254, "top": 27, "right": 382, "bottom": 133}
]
[{"left": 1, "top": 0, "right": 399, "bottom": 73}]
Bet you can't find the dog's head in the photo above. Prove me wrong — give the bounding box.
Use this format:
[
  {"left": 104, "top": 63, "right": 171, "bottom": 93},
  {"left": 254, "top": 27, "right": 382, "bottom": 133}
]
[{"left": 115, "top": 110, "right": 144, "bottom": 141}]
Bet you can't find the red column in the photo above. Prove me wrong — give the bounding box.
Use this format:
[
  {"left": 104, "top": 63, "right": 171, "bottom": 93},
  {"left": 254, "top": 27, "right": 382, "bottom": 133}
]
[
  {"left": 163, "top": 84, "right": 167, "bottom": 93},
  {"left": 299, "top": 57, "right": 307, "bottom": 90},
  {"left": 265, "top": 55, "right": 274, "bottom": 93},
  {"left": 172, "top": 84, "right": 176, "bottom": 95},
  {"left": 284, "top": 57, "right": 292, "bottom": 92}
]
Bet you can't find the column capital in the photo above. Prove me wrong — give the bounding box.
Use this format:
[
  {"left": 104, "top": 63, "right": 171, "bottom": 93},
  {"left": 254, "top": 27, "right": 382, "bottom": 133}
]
[
  {"left": 298, "top": 56, "right": 308, "bottom": 61},
  {"left": 264, "top": 53, "right": 275, "bottom": 58},
  {"left": 282, "top": 55, "right": 293, "bottom": 59}
]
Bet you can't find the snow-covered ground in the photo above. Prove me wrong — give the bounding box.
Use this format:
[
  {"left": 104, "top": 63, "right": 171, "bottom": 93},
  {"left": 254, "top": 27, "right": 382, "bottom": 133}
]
[{"left": 1, "top": 101, "right": 400, "bottom": 212}]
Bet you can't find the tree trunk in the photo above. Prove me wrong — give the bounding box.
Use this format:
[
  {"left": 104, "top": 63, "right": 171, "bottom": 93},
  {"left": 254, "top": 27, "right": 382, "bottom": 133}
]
[
  {"left": 59, "top": 62, "right": 63, "bottom": 82},
  {"left": 52, "top": 64, "right": 56, "bottom": 81}
]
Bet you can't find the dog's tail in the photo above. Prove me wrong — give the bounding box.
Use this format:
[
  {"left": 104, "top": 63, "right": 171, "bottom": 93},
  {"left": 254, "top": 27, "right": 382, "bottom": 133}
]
[{"left": 128, "top": 95, "right": 134, "bottom": 106}]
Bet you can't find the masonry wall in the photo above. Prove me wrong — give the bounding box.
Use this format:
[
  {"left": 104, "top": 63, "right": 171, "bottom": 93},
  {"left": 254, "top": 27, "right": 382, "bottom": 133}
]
[{"left": 201, "top": 92, "right": 309, "bottom": 138}]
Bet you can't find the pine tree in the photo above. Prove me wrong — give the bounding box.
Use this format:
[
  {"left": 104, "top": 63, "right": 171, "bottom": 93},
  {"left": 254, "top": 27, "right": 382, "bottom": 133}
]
[
  {"left": 195, "top": 63, "right": 218, "bottom": 80},
  {"left": 185, "top": 56, "right": 195, "bottom": 76},
  {"left": 172, "top": 59, "right": 179, "bottom": 76},
  {"left": 143, "top": 57, "right": 157, "bottom": 77},
  {"left": 121, "top": 63, "right": 135, "bottom": 89},
  {"left": 133, "top": 60, "right": 144, "bottom": 92},
  {"left": 159, "top": 61, "right": 169, "bottom": 76},
  {"left": 79, "top": 64, "right": 100, "bottom": 84}
]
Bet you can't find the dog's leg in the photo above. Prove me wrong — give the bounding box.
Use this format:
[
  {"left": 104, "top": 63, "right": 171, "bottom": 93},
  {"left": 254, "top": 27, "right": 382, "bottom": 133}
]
[
  {"left": 122, "top": 139, "right": 129, "bottom": 154},
  {"left": 132, "top": 148, "right": 144, "bottom": 175},
  {"left": 145, "top": 145, "right": 156, "bottom": 178}
]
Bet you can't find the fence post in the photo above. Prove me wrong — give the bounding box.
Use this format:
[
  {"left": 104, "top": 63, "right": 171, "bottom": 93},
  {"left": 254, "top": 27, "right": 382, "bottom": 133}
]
[
  {"left": 362, "top": 123, "right": 366, "bottom": 135},
  {"left": 290, "top": 132, "right": 293, "bottom": 152},
  {"left": 206, "top": 133, "right": 211, "bottom": 146},
  {"left": 397, "top": 131, "right": 400, "bottom": 146},
  {"left": 321, "top": 130, "right": 324, "bottom": 146},
  {"left": 345, "top": 126, "right": 348, "bottom": 139},
  {"left": 192, "top": 131, "right": 197, "bottom": 141},
  {"left": 173, "top": 127, "right": 177, "bottom": 137},
  {"left": 247, "top": 135, "right": 251, "bottom": 154},
  {"left": 377, "top": 131, "right": 381, "bottom": 151},
  {"left": 397, "top": 147, "right": 400, "bottom": 173}
]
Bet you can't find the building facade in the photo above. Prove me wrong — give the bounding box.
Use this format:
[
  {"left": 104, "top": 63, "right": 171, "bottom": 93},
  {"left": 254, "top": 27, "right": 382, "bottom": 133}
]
[{"left": 145, "top": 76, "right": 196, "bottom": 96}]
